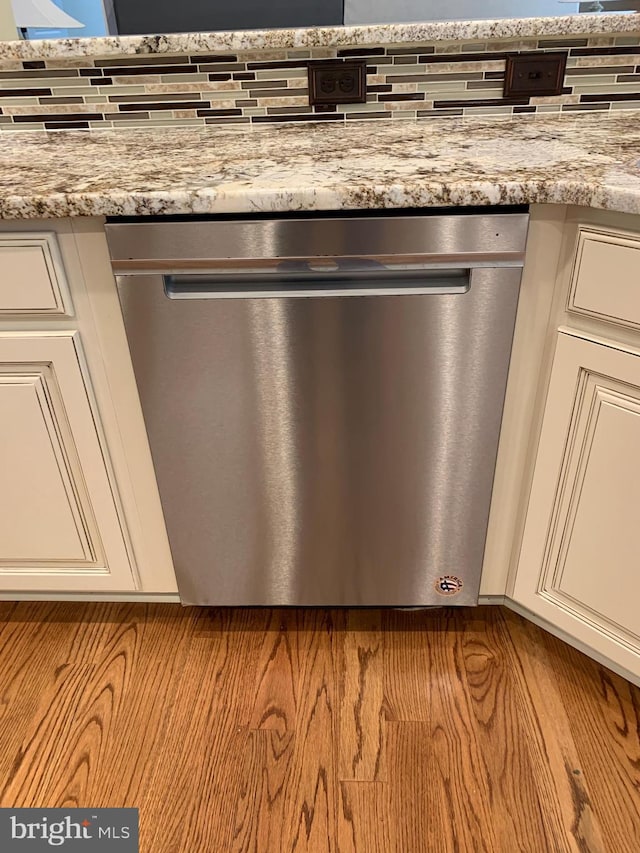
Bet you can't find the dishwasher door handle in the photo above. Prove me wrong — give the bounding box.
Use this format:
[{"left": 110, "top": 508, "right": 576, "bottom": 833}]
[{"left": 163, "top": 268, "right": 471, "bottom": 300}]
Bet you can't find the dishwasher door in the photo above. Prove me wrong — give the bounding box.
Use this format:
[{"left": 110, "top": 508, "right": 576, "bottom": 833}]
[{"left": 116, "top": 264, "right": 521, "bottom": 606}]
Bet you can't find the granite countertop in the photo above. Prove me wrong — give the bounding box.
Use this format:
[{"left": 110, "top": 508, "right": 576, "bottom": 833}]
[
  {"left": 0, "top": 112, "right": 639, "bottom": 219},
  {"left": 1, "top": 13, "right": 639, "bottom": 61}
]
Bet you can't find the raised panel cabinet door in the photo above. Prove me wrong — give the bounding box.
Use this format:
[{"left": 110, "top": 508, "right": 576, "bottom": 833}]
[
  {"left": 513, "top": 331, "right": 640, "bottom": 677},
  {"left": 0, "top": 331, "right": 137, "bottom": 591}
]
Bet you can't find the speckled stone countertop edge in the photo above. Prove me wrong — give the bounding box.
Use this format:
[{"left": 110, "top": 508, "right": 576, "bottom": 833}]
[
  {"left": 2, "top": 13, "right": 640, "bottom": 61},
  {"left": 1, "top": 114, "right": 638, "bottom": 220},
  {"left": 1, "top": 180, "right": 638, "bottom": 221}
]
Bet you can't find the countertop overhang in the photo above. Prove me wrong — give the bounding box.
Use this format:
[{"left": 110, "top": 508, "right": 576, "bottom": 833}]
[
  {"left": 1, "top": 13, "right": 639, "bottom": 61},
  {"left": 0, "top": 113, "right": 639, "bottom": 220}
]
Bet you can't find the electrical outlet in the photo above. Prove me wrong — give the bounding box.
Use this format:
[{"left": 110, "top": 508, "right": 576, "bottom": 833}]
[
  {"left": 308, "top": 60, "right": 367, "bottom": 107},
  {"left": 504, "top": 52, "right": 568, "bottom": 98}
]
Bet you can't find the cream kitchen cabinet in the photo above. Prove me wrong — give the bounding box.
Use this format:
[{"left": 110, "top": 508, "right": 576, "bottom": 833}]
[
  {"left": 0, "top": 331, "right": 137, "bottom": 591},
  {"left": 0, "top": 222, "right": 178, "bottom": 597},
  {"left": 512, "top": 331, "right": 640, "bottom": 679},
  {"left": 508, "top": 210, "right": 640, "bottom": 685}
]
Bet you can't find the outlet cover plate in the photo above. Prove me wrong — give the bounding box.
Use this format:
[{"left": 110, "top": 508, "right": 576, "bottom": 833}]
[
  {"left": 504, "top": 51, "right": 568, "bottom": 97},
  {"left": 308, "top": 59, "right": 367, "bottom": 106}
]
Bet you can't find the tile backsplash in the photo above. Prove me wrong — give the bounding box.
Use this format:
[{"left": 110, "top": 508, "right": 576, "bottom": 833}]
[{"left": 0, "top": 33, "right": 639, "bottom": 131}]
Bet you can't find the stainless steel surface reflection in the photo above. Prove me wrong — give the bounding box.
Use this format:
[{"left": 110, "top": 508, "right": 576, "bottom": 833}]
[{"left": 110, "top": 214, "right": 527, "bottom": 606}]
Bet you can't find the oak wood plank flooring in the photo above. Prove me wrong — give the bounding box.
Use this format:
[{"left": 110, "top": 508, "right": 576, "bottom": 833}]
[
  {"left": 427, "top": 613, "right": 500, "bottom": 853},
  {"left": 141, "top": 608, "right": 270, "bottom": 852},
  {"left": 280, "top": 610, "right": 338, "bottom": 853},
  {"left": 537, "top": 624, "right": 640, "bottom": 852},
  {"left": 501, "top": 610, "right": 607, "bottom": 852},
  {"left": 231, "top": 728, "right": 295, "bottom": 852},
  {"left": 0, "top": 603, "right": 638, "bottom": 852},
  {"left": 248, "top": 610, "right": 299, "bottom": 734},
  {"left": 337, "top": 782, "right": 388, "bottom": 853},
  {"left": 381, "top": 610, "right": 431, "bottom": 722},
  {"left": 338, "top": 610, "right": 385, "bottom": 782}
]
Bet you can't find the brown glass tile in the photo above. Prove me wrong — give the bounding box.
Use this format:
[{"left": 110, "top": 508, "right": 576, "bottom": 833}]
[
  {"left": 118, "top": 101, "right": 209, "bottom": 112},
  {"left": 189, "top": 54, "right": 237, "bottom": 63},
  {"left": 96, "top": 55, "right": 188, "bottom": 67},
  {"left": 387, "top": 72, "right": 484, "bottom": 82},
  {"left": 538, "top": 38, "right": 589, "bottom": 48},
  {"left": 208, "top": 73, "right": 232, "bottom": 82},
  {"left": 204, "top": 116, "right": 250, "bottom": 124},
  {"left": 580, "top": 92, "right": 640, "bottom": 102},
  {"left": 104, "top": 111, "right": 150, "bottom": 120},
  {"left": 38, "top": 96, "right": 84, "bottom": 104},
  {"left": 90, "top": 77, "right": 111, "bottom": 85},
  {"left": 247, "top": 59, "right": 309, "bottom": 70},
  {"left": 44, "top": 120, "right": 90, "bottom": 130},
  {"left": 570, "top": 46, "right": 640, "bottom": 56},
  {"left": 346, "top": 111, "right": 390, "bottom": 119},
  {"left": 196, "top": 108, "right": 242, "bottom": 116},
  {"left": 485, "top": 71, "right": 506, "bottom": 80},
  {"left": 99, "top": 65, "right": 197, "bottom": 76},
  {"left": 378, "top": 92, "right": 425, "bottom": 102},
  {"left": 233, "top": 72, "right": 255, "bottom": 80},
  {"left": 241, "top": 79, "right": 287, "bottom": 89},
  {"left": 235, "top": 98, "right": 258, "bottom": 107},
  {"left": 514, "top": 105, "right": 536, "bottom": 113},
  {"left": 199, "top": 63, "right": 246, "bottom": 72},
  {"left": 313, "top": 104, "right": 337, "bottom": 112},
  {"left": 565, "top": 65, "right": 635, "bottom": 75},
  {"left": 337, "top": 48, "right": 385, "bottom": 57},
  {"left": 250, "top": 87, "right": 308, "bottom": 99},
  {"left": 22, "top": 61, "right": 46, "bottom": 69},
  {"left": 266, "top": 105, "right": 312, "bottom": 114},
  {"left": 367, "top": 84, "right": 392, "bottom": 93},
  {"left": 417, "top": 108, "right": 464, "bottom": 116},
  {"left": 393, "top": 55, "right": 421, "bottom": 64},
  {"left": 388, "top": 47, "right": 435, "bottom": 56},
  {"left": 0, "top": 68, "right": 79, "bottom": 79},
  {"left": 418, "top": 52, "right": 509, "bottom": 64},
  {"left": 433, "top": 96, "right": 529, "bottom": 108},
  {"left": 109, "top": 92, "right": 207, "bottom": 103},
  {"left": 615, "top": 74, "right": 640, "bottom": 82},
  {"left": 0, "top": 87, "right": 52, "bottom": 97},
  {"left": 251, "top": 113, "right": 343, "bottom": 122},
  {"left": 467, "top": 80, "right": 505, "bottom": 90},
  {"left": 80, "top": 68, "right": 101, "bottom": 76},
  {"left": 562, "top": 102, "right": 611, "bottom": 110},
  {"left": 14, "top": 112, "right": 102, "bottom": 122}
]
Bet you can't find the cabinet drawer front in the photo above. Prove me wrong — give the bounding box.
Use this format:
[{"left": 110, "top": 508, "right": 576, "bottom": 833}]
[
  {"left": 0, "top": 233, "right": 73, "bottom": 317},
  {"left": 569, "top": 226, "right": 640, "bottom": 331},
  {"left": 0, "top": 331, "right": 137, "bottom": 591}
]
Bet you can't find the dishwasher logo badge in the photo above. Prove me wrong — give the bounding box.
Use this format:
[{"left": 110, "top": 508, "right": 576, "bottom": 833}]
[{"left": 435, "top": 575, "right": 464, "bottom": 596}]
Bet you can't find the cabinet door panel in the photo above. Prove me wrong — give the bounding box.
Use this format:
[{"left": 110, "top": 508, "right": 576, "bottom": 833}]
[
  {"left": 0, "top": 332, "right": 137, "bottom": 591},
  {"left": 513, "top": 332, "right": 640, "bottom": 676},
  {"left": 0, "top": 374, "right": 89, "bottom": 561},
  {"left": 559, "top": 394, "right": 640, "bottom": 631}
]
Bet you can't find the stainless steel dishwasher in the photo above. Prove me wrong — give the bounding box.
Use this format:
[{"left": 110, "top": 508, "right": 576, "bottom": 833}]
[{"left": 107, "top": 211, "right": 529, "bottom": 606}]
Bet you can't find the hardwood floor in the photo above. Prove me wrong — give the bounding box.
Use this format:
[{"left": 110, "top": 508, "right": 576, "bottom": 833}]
[{"left": 0, "top": 603, "right": 638, "bottom": 852}]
